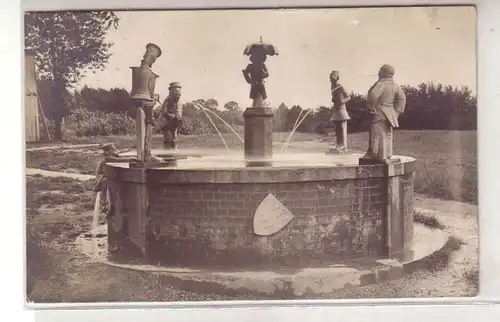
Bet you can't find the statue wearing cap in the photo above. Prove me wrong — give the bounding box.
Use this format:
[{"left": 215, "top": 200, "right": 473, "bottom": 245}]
[
  {"left": 130, "top": 43, "right": 163, "bottom": 163},
  {"left": 157, "top": 82, "right": 183, "bottom": 150},
  {"left": 329, "top": 70, "right": 351, "bottom": 151},
  {"left": 94, "top": 143, "right": 137, "bottom": 214},
  {"left": 360, "top": 64, "right": 407, "bottom": 164}
]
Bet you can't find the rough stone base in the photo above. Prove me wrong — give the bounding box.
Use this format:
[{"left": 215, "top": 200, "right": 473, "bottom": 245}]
[{"left": 76, "top": 222, "right": 448, "bottom": 298}]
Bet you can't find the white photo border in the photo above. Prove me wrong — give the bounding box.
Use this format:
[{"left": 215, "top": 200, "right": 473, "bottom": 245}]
[{"left": 4, "top": 0, "right": 500, "bottom": 320}]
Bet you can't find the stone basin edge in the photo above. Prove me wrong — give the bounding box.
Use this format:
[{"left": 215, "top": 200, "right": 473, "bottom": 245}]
[{"left": 104, "top": 156, "right": 416, "bottom": 184}]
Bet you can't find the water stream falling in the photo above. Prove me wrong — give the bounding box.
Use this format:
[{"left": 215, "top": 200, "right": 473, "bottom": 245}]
[
  {"left": 92, "top": 191, "right": 101, "bottom": 257},
  {"left": 197, "top": 104, "right": 231, "bottom": 152},
  {"left": 281, "top": 109, "right": 313, "bottom": 152},
  {"left": 192, "top": 102, "right": 244, "bottom": 143}
]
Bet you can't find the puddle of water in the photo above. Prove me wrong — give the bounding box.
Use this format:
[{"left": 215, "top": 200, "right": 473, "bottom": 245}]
[{"left": 74, "top": 223, "right": 108, "bottom": 261}]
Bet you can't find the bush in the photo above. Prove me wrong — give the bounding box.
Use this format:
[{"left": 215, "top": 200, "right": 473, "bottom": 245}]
[
  {"left": 413, "top": 208, "right": 446, "bottom": 229},
  {"left": 178, "top": 115, "right": 220, "bottom": 135},
  {"left": 70, "top": 108, "right": 135, "bottom": 137},
  {"left": 153, "top": 102, "right": 235, "bottom": 136},
  {"left": 39, "top": 118, "right": 70, "bottom": 141}
]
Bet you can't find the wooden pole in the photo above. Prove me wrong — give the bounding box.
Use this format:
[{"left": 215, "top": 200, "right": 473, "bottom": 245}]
[
  {"left": 136, "top": 106, "right": 146, "bottom": 163},
  {"left": 35, "top": 80, "right": 51, "bottom": 141}
]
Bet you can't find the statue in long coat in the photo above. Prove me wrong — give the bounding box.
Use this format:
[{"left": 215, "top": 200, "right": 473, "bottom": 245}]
[{"left": 360, "top": 64, "right": 407, "bottom": 164}]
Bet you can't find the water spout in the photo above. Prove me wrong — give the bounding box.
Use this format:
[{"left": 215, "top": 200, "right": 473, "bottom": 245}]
[
  {"left": 281, "top": 109, "right": 313, "bottom": 152},
  {"left": 192, "top": 102, "right": 244, "bottom": 143},
  {"left": 92, "top": 191, "right": 101, "bottom": 257},
  {"left": 197, "top": 103, "right": 231, "bottom": 152}
]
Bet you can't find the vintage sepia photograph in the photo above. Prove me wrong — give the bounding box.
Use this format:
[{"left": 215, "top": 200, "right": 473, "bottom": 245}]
[{"left": 24, "top": 6, "right": 478, "bottom": 303}]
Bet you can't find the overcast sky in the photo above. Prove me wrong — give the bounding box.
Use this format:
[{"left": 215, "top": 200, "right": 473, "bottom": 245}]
[{"left": 77, "top": 6, "right": 476, "bottom": 110}]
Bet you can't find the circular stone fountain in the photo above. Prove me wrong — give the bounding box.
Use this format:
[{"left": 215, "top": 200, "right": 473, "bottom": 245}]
[
  {"left": 104, "top": 149, "right": 417, "bottom": 269},
  {"left": 88, "top": 42, "right": 448, "bottom": 296}
]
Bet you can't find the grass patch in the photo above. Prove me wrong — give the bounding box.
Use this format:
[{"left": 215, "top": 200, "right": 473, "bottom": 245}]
[
  {"left": 25, "top": 175, "right": 95, "bottom": 210},
  {"left": 420, "top": 236, "right": 465, "bottom": 272},
  {"left": 26, "top": 176, "right": 98, "bottom": 301},
  {"left": 413, "top": 208, "right": 446, "bottom": 230},
  {"left": 26, "top": 174, "right": 94, "bottom": 191},
  {"left": 26, "top": 149, "right": 100, "bottom": 175}
]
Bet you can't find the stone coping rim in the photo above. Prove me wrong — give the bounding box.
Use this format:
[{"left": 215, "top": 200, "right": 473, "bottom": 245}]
[{"left": 104, "top": 155, "right": 416, "bottom": 184}]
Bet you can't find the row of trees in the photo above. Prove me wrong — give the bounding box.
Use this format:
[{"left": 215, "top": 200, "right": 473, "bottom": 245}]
[{"left": 35, "top": 81, "right": 476, "bottom": 139}]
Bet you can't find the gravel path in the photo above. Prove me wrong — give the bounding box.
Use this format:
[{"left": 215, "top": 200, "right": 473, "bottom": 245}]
[
  {"left": 26, "top": 143, "right": 101, "bottom": 152},
  {"left": 25, "top": 168, "right": 95, "bottom": 181}
]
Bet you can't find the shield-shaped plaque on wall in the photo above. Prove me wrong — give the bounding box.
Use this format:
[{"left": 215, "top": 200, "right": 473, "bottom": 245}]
[{"left": 253, "top": 193, "right": 294, "bottom": 236}]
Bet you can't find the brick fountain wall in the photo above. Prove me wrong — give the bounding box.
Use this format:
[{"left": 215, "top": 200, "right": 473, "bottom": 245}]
[{"left": 105, "top": 157, "right": 415, "bottom": 268}]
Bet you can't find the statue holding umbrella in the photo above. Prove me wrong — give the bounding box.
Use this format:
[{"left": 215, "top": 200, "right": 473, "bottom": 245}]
[
  {"left": 242, "top": 37, "right": 279, "bottom": 107},
  {"left": 242, "top": 37, "right": 278, "bottom": 165}
]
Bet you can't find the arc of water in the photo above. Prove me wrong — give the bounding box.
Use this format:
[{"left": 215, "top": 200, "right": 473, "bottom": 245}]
[
  {"left": 192, "top": 102, "right": 244, "bottom": 143},
  {"left": 197, "top": 104, "right": 231, "bottom": 152},
  {"left": 291, "top": 109, "right": 305, "bottom": 136},
  {"left": 279, "top": 109, "right": 305, "bottom": 152},
  {"left": 281, "top": 111, "right": 306, "bottom": 152},
  {"left": 92, "top": 191, "right": 102, "bottom": 257},
  {"left": 281, "top": 109, "right": 313, "bottom": 152}
]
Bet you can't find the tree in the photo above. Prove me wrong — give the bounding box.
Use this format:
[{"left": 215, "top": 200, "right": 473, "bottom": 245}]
[
  {"left": 273, "top": 102, "right": 289, "bottom": 132},
  {"left": 76, "top": 86, "right": 134, "bottom": 116},
  {"left": 286, "top": 105, "right": 304, "bottom": 131},
  {"left": 313, "top": 105, "right": 332, "bottom": 134},
  {"left": 205, "top": 98, "right": 219, "bottom": 110},
  {"left": 221, "top": 101, "right": 243, "bottom": 126},
  {"left": 224, "top": 101, "right": 240, "bottom": 111},
  {"left": 25, "top": 11, "right": 120, "bottom": 139}
]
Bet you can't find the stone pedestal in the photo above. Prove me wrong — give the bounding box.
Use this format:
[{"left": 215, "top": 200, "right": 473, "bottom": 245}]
[
  {"left": 243, "top": 107, "right": 274, "bottom": 166},
  {"left": 105, "top": 167, "right": 149, "bottom": 256},
  {"left": 357, "top": 158, "right": 414, "bottom": 257},
  {"left": 383, "top": 161, "right": 414, "bottom": 256}
]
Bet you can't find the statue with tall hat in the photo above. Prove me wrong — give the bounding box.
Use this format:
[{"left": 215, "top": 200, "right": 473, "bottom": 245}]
[
  {"left": 130, "top": 43, "right": 163, "bottom": 164},
  {"left": 328, "top": 70, "right": 351, "bottom": 152},
  {"left": 359, "top": 64, "right": 407, "bottom": 165}
]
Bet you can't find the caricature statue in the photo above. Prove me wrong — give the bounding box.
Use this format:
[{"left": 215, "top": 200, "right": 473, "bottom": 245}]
[
  {"left": 157, "top": 82, "right": 183, "bottom": 150},
  {"left": 94, "top": 143, "right": 137, "bottom": 214},
  {"left": 242, "top": 49, "right": 269, "bottom": 107},
  {"left": 359, "top": 64, "right": 407, "bottom": 165},
  {"left": 329, "top": 70, "right": 351, "bottom": 151},
  {"left": 130, "top": 43, "right": 163, "bottom": 164}
]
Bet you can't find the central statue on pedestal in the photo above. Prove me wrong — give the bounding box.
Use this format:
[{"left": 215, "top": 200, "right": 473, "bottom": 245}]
[
  {"left": 242, "top": 37, "right": 278, "bottom": 165},
  {"left": 242, "top": 49, "right": 269, "bottom": 107}
]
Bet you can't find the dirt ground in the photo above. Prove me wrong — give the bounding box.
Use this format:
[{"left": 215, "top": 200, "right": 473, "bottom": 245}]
[{"left": 25, "top": 174, "right": 478, "bottom": 303}]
